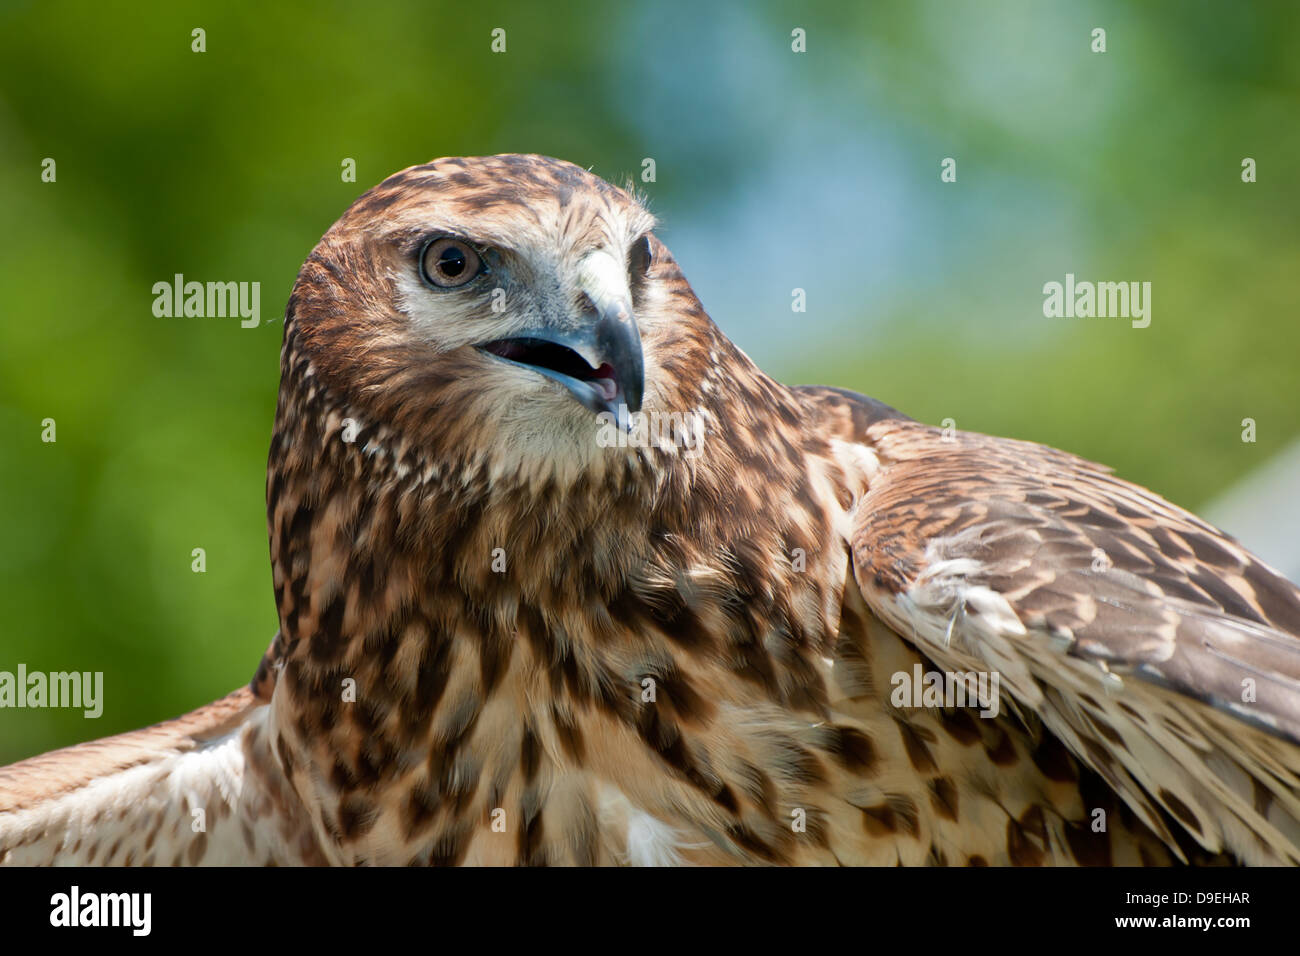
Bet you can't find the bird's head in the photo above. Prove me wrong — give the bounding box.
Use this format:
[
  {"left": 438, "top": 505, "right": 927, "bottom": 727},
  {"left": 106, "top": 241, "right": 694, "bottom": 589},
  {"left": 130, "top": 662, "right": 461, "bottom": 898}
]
[{"left": 280, "top": 154, "right": 717, "bottom": 488}]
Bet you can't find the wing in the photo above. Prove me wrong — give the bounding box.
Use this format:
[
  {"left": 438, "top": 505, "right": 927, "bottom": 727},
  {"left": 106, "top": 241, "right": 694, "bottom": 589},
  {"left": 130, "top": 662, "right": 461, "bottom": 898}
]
[
  {"left": 0, "top": 688, "right": 323, "bottom": 865},
  {"left": 809, "top": 388, "right": 1300, "bottom": 864}
]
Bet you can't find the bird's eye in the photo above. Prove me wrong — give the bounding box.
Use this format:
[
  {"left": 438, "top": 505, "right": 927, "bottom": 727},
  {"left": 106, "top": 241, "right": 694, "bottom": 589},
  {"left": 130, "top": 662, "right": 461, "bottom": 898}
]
[
  {"left": 628, "top": 234, "right": 653, "bottom": 279},
  {"left": 420, "top": 237, "right": 486, "bottom": 289}
]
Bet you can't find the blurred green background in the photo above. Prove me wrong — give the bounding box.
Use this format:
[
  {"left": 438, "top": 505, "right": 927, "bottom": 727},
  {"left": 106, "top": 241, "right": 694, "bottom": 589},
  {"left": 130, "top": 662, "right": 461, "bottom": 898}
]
[{"left": 1, "top": 0, "right": 1297, "bottom": 763}]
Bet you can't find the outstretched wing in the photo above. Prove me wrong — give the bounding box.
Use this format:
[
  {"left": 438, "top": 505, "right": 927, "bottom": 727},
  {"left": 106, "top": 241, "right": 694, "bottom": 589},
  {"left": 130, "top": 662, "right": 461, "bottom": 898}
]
[
  {"left": 0, "top": 688, "right": 323, "bottom": 865},
  {"left": 831, "top": 401, "right": 1300, "bottom": 864}
]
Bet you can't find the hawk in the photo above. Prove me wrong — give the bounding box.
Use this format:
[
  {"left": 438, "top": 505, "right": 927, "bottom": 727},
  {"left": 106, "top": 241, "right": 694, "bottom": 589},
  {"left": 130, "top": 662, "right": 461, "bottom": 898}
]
[{"left": 3, "top": 154, "right": 1299, "bottom": 867}]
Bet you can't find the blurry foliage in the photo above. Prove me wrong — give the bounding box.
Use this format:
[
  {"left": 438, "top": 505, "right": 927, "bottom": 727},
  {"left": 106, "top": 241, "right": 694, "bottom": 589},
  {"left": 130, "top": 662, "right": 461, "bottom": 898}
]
[{"left": 0, "top": 0, "right": 1296, "bottom": 761}]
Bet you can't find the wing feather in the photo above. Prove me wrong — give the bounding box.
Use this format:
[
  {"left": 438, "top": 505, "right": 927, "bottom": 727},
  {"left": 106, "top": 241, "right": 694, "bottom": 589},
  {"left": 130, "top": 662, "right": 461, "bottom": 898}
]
[{"left": 836, "top": 411, "right": 1300, "bottom": 864}]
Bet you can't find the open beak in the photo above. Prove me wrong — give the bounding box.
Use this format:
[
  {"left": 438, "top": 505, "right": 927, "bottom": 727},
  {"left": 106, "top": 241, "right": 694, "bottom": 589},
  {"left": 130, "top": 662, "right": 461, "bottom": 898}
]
[{"left": 477, "top": 300, "right": 645, "bottom": 421}]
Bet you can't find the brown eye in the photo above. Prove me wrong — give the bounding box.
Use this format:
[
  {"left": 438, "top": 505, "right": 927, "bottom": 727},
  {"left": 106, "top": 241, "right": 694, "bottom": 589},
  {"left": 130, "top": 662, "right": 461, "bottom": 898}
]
[{"left": 420, "top": 236, "right": 486, "bottom": 289}]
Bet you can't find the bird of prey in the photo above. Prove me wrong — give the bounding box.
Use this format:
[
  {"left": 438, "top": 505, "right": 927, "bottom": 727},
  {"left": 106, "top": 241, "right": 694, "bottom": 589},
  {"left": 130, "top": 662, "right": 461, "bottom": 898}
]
[{"left": 3, "top": 154, "right": 1299, "bottom": 867}]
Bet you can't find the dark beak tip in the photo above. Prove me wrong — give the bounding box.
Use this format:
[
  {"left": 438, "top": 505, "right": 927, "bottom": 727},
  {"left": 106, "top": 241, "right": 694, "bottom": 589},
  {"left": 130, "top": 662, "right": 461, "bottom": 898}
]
[
  {"left": 594, "top": 302, "right": 645, "bottom": 418},
  {"left": 623, "top": 360, "right": 645, "bottom": 415}
]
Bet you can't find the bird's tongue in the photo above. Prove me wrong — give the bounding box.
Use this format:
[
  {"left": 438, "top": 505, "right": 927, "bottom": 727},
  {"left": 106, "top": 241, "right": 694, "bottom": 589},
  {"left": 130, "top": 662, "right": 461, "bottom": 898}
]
[{"left": 590, "top": 363, "right": 618, "bottom": 401}]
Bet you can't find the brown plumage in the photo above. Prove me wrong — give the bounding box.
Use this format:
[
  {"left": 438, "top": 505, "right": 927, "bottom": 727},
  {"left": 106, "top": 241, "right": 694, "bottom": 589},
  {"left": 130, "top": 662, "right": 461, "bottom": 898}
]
[{"left": 3, "top": 154, "right": 1300, "bottom": 866}]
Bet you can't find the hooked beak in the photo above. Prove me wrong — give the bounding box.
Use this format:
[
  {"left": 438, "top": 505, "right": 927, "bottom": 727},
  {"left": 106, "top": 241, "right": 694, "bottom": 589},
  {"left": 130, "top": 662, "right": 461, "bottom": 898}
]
[{"left": 477, "top": 299, "right": 645, "bottom": 421}]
